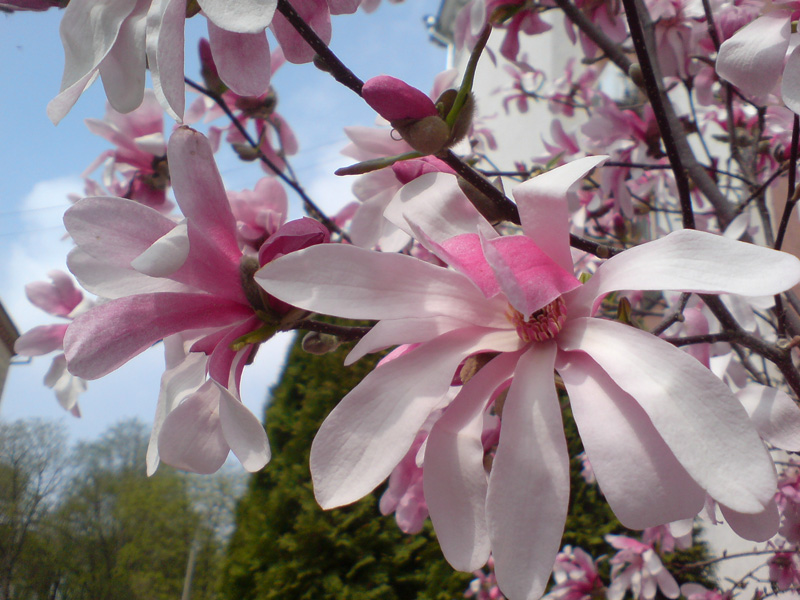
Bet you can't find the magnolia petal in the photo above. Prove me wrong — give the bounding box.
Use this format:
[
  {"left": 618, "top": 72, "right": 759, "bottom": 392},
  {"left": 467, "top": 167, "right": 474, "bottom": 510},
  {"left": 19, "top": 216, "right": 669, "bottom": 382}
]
[
  {"left": 720, "top": 499, "right": 780, "bottom": 542},
  {"left": 44, "top": 354, "right": 86, "bottom": 414},
  {"left": 571, "top": 229, "right": 800, "bottom": 317},
  {"left": 43, "top": 353, "right": 68, "bottom": 389},
  {"left": 384, "top": 172, "right": 492, "bottom": 243},
  {"left": 25, "top": 271, "right": 82, "bottom": 317},
  {"left": 716, "top": 12, "right": 791, "bottom": 101},
  {"left": 168, "top": 127, "right": 241, "bottom": 262},
  {"left": 346, "top": 315, "right": 478, "bottom": 365},
  {"left": 48, "top": 71, "right": 99, "bottom": 125},
  {"left": 737, "top": 383, "right": 800, "bottom": 451},
  {"left": 207, "top": 22, "right": 271, "bottom": 96},
  {"left": 559, "top": 318, "right": 777, "bottom": 513},
  {"left": 269, "top": 0, "right": 330, "bottom": 64},
  {"left": 147, "top": 347, "right": 208, "bottom": 475},
  {"left": 255, "top": 244, "right": 510, "bottom": 326},
  {"left": 349, "top": 181, "right": 404, "bottom": 250},
  {"left": 146, "top": 0, "right": 186, "bottom": 121},
  {"left": 558, "top": 351, "right": 705, "bottom": 528},
  {"left": 783, "top": 44, "right": 800, "bottom": 115},
  {"left": 130, "top": 222, "right": 190, "bottom": 276},
  {"left": 480, "top": 233, "right": 580, "bottom": 317},
  {"left": 198, "top": 0, "right": 276, "bottom": 32},
  {"left": 67, "top": 248, "right": 189, "bottom": 298},
  {"left": 436, "top": 233, "right": 502, "bottom": 298},
  {"left": 65, "top": 196, "right": 176, "bottom": 267},
  {"left": 343, "top": 125, "right": 408, "bottom": 158},
  {"left": 310, "top": 327, "right": 519, "bottom": 508},
  {"left": 425, "top": 351, "right": 519, "bottom": 571},
  {"left": 158, "top": 381, "right": 230, "bottom": 474},
  {"left": 97, "top": 0, "right": 148, "bottom": 114},
  {"left": 487, "top": 343, "right": 570, "bottom": 600},
  {"left": 47, "top": 0, "right": 134, "bottom": 124},
  {"left": 206, "top": 317, "right": 261, "bottom": 386},
  {"left": 217, "top": 381, "right": 271, "bottom": 472},
  {"left": 64, "top": 293, "right": 252, "bottom": 379},
  {"left": 328, "top": 0, "right": 359, "bottom": 14},
  {"left": 514, "top": 156, "right": 607, "bottom": 271},
  {"left": 15, "top": 324, "right": 69, "bottom": 356},
  {"left": 49, "top": 362, "right": 86, "bottom": 414}
]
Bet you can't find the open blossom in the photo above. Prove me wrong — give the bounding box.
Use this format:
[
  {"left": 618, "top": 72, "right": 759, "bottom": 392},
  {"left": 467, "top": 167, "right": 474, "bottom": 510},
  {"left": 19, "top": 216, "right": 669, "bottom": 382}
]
[
  {"left": 83, "top": 90, "right": 170, "bottom": 211},
  {"left": 768, "top": 549, "right": 800, "bottom": 590},
  {"left": 14, "top": 271, "right": 92, "bottom": 417},
  {"left": 606, "top": 535, "right": 679, "bottom": 600},
  {"left": 187, "top": 40, "right": 298, "bottom": 175},
  {"left": 256, "top": 156, "right": 800, "bottom": 599},
  {"left": 544, "top": 546, "right": 603, "bottom": 600},
  {"left": 62, "top": 126, "right": 327, "bottom": 474}
]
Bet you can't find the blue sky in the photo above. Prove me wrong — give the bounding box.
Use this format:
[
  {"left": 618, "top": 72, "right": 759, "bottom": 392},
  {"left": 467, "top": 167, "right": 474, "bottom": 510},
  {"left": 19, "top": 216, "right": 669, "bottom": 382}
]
[{"left": 0, "top": 1, "right": 448, "bottom": 443}]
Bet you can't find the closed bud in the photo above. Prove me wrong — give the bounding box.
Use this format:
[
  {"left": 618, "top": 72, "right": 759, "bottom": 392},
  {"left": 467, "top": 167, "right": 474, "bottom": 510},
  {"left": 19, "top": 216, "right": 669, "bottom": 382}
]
[
  {"left": 302, "top": 331, "right": 342, "bottom": 355},
  {"left": 396, "top": 116, "right": 451, "bottom": 155},
  {"left": 232, "top": 143, "right": 261, "bottom": 162},
  {"left": 629, "top": 63, "right": 645, "bottom": 88}
]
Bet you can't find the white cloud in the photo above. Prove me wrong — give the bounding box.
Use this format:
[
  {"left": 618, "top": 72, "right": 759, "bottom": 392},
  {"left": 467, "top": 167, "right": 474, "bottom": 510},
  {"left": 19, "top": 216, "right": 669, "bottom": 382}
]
[{"left": 1, "top": 176, "right": 81, "bottom": 332}]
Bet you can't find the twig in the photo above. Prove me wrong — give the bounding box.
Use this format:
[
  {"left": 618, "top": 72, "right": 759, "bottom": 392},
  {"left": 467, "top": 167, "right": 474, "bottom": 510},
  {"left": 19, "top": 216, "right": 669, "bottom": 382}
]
[
  {"left": 622, "top": 0, "right": 694, "bottom": 229},
  {"left": 290, "top": 319, "right": 372, "bottom": 341}
]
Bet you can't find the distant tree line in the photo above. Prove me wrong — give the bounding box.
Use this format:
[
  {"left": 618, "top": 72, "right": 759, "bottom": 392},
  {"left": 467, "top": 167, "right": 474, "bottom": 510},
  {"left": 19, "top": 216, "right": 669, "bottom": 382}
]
[{"left": 0, "top": 418, "right": 243, "bottom": 600}]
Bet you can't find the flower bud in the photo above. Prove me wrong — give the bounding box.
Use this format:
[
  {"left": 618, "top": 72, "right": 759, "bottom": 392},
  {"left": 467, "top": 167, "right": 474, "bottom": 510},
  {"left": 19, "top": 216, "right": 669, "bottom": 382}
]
[
  {"left": 395, "top": 116, "right": 451, "bottom": 155},
  {"left": 232, "top": 143, "right": 261, "bottom": 162},
  {"left": 434, "top": 88, "right": 475, "bottom": 147}
]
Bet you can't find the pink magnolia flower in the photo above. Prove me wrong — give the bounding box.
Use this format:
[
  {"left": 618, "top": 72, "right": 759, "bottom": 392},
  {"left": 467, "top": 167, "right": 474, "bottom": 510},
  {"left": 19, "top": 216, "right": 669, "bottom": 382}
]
[
  {"left": 62, "top": 126, "right": 326, "bottom": 474},
  {"left": 48, "top": 0, "right": 275, "bottom": 124},
  {"left": 227, "top": 176, "right": 288, "bottom": 253},
  {"left": 768, "top": 549, "right": 800, "bottom": 590},
  {"left": 83, "top": 90, "right": 171, "bottom": 211},
  {"left": 256, "top": 156, "right": 799, "bottom": 599},
  {"left": 606, "top": 535, "right": 679, "bottom": 600},
  {"left": 454, "top": 0, "right": 552, "bottom": 62},
  {"left": 544, "top": 546, "right": 604, "bottom": 600},
  {"left": 187, "top": 40, "right": 297, "bottom": 175},
  {"left": 465, "top": 555, "right": 506, "bottom": 600},
  {"left": 14, "top": 271, "right": 91, "bottom": 417}
]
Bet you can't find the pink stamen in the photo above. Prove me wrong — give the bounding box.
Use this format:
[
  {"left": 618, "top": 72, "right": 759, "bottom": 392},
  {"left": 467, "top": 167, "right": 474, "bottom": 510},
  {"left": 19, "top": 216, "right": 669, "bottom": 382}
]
[{"left": 507, "top": 296, "right": 567, "bottom": 342}]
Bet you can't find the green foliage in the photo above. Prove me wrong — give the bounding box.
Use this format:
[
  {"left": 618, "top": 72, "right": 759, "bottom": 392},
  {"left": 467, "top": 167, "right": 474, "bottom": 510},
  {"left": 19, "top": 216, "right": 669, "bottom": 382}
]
[
  {"left": 53, "top": 420, "right": 224, "bottom": 600},
  {"left": 222, "top": 332, "right": 472, "bottom": 600},
  {"left": 0, "top": 417, "right": 234, "bottom": 600}
]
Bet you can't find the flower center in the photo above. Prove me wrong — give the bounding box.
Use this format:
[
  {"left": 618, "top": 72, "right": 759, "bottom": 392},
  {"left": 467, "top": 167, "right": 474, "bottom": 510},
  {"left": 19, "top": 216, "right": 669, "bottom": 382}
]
[{"left": 506, "top": 296, "right": 567, "bottom": 342}]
